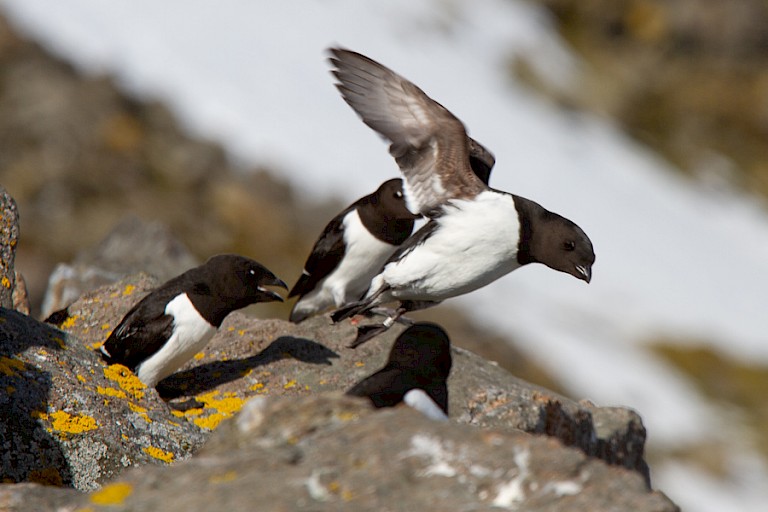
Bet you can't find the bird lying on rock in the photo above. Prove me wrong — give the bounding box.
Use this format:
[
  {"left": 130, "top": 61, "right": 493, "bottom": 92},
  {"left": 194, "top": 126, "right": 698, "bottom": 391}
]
[
  {"left": 100, "top": 254, "right": 286, "bottom": 387},
  {"left": 327, "top": 48, "right": 595, "bottom": 347}
]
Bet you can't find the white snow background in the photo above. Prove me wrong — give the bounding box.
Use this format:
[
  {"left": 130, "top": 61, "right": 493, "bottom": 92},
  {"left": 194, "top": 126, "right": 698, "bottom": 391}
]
[{"left": 2, "top": 1, "right": 767, "bottom": 510}]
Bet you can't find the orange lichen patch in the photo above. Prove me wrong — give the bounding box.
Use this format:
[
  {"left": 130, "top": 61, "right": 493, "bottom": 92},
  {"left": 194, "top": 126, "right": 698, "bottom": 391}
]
[
  {"left": 48, "top": 410, "right": 98, "bottom": 434},
  {"left": 103, "top": 364, "right": 146, "bottom": 400},
  {"left": 283, "top": 380, "right": 297, "bottom": 390},
  {"left": 1, "top": 276, "right": 11, "bottom": 288},
  {"left": 191, "top": 391, "right": 246, "bottom": 430},
  {"left": 249, "top": 382, "right": 264, "bottom": 391},
  {"left": 142, "top": 446, "right": 174, "bottom": 464},
  {"left": 354, "top": 361, "right": 365, "bottom": 367},
  {"left": 61, "top": 316, "right": 78, "bottom": 329},
  {"left": 101, "top": 323, "right": 111, "bottom": 330},
  {"left": 0, "top": 356, "right": 25, "bottom": 376},
  {"left": 28, "top": 467, "right": 63, "bottom": 486},
  {"left": 90, "top": 341, "right": 104, "bottom": 350},
  {"left": 209, "top": 470, "right": 238, "bottom": 484},
  {"left": 227, "top": 326, "right": 235, "bottom": 332},
  {"left": 97, "top": 386, "right": 127, "bottom": 399},
  {"left": 193, "top": 352, "right": 205, "bottom": 360},
  {"left": 337, "top": 411, "right": 359, "bottom": 422},
  {"left": 128, "top": 403, "right": 152, "bottom": 423},
  {"left": 122, "top": 284, "right": 136, "bottom": 296},
  {"left": 171, "top": 410, "right": 186, "bottom": 418},
  {"left": 237, "top": 329, "right": 246, "bottom": 336},
  {"left": 76, "top": 374, "right": 87, "bottom": 383},
  {"left": 182, "top": 408, "right": 204, "bottom": 417},
  {"left": 90, "top": 482, "right": 133, "bottom": 505}
]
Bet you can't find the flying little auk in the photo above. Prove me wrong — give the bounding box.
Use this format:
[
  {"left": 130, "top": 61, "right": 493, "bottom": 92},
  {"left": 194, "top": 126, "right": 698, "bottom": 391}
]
[
  {"left": 328, "top": 48, "right": 595, "bottom": 347},
  {"left": 346, "top": 322, "right": 452, "bottom": 420},
  {"left": 288, "top": 178, "right": 418, "bottom": 323},
  {"left": 100, "top": 254, "right": 287, "bottom": 387}
]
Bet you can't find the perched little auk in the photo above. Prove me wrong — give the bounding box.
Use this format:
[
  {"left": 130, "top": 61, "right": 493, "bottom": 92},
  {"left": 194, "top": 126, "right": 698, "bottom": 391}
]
[
  {"left": 346, "top": 322, "right": 452, "bottom": 421},
  {"left": 100, "top": 254, "right": 287, "bottom": 387},
  {"left": 288, "top": 178, "right": 418, "bottom": 323},
  {"left": 328, "top": 48, "right": 595, "bottom": 347}
]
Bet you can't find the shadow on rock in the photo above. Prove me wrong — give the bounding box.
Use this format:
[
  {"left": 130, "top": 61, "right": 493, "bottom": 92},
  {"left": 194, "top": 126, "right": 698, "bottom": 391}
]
[
  {"left": 157, "top": 336, "right": 339, "bottom": 399},
  {"left": 0, "top": 308, "right": 72, "bottom": 486}
]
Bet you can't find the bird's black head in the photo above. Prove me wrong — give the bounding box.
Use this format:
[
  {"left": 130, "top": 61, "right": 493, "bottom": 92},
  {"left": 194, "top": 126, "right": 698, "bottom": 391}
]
[
  {"left": 202, "top": 254, "right": 288, "bottom": 314},
  {"left": 515, "top": 197, "right": 594, "bottom": 283},
  {"left": 360, "top": 178, "right": 420, "bottom": 245},
  {"left": 388, "top": 322, "right": 452, "bottom": 380}
]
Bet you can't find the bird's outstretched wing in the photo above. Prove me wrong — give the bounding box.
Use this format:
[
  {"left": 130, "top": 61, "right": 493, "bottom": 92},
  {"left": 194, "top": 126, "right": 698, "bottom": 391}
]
[{"left": 329, "top": 48, "right": 487, "bottom": 215}]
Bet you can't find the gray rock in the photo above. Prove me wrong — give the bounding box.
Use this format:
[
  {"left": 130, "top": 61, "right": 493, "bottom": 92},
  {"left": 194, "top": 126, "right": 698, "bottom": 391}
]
[
  {"left": 0, "top": 395, "right": 678, "bottom": 511},
  {"left": 0, "top": 186, "right": 20, "bottom": 310},
  {"left": 40, "top": 215, "right": 198, "bottom": 318}
]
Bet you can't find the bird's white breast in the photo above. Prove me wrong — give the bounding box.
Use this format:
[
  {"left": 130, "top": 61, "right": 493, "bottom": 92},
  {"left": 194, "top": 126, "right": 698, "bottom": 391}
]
[
  {"left": 136, "top": 293, "right": 216, "bottom": 387},
  {"left": 403, "top": 389, "right": 448, "bottom": 421},
  {"left": 381, "top": 191, "right": 522, "bottom": 301}
]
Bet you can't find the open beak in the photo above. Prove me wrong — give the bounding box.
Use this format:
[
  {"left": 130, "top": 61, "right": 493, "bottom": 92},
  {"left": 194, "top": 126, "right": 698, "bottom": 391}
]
[
  {"left": 574, "top": 264, "right": 592, "bottom": 284},
  {"left": 257, "top": 277, "right": 288, "bottom": 302}
]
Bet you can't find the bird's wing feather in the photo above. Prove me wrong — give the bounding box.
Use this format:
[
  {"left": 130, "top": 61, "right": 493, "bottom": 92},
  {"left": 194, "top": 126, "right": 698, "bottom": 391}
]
[
  {"left": 329, "top": 48, "right": 485, "bottom": 214},
  {"left": 288, "top": 205, "right": 353, "bottom": 298},
  {"left": 101, "top": 295, "right": 176, "bottom": 370}
]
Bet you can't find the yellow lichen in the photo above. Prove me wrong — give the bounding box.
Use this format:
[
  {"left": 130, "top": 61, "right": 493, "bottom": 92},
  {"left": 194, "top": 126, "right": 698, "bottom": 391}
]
[
  {"left": 354, "top": 361, "right": 365, "bottom": 367},
  {"left": 122, "top": 284, "right": 136, "bottom": 296},
  {"left": 191, "top": 391, "right": 246, "bottom": 430},
  {"left": 103, "top": 364, "right": 145, "bottom": 400},
  {"left": 283, "top": 380, "right": 297, "bottom": 390},
  {"left": 28, "top": 467, "right": 63, "bottom": 486},
  {"left": 171, "top": 410, "right": 186, "bottom": 418},
  {"left": 1, "top": 276, "right": 11, "bottom": 288},
  {"left": 6, "top": 386, "right": 15, "bottom": 395},
  {"left": 249, "top": 382, "right": 264, "bottom": 391},
  {"left": 209, "top": 470, "right": 238, "bottom": 484},
  {"left": 90, "top": 341, "right": 104, "bottom": 350},
  {"left": 193, "top": 352, "right": 205, "bottom": 360},
  {"left": 97, "top": 386, "right": 127, "bottom": 399},
  {"left": 0, "top": 356, "right": 25, "bottom": 376},
  {"left": 183, "top": 408, "right": 204, "bottom": 417},
  {"left": 143, "top": 446, "right": 174, "bottom": 463},
  {"left": 60, "top": 316, "right": 78, "bottom": 329},
  {"left": 50, "top": 336, "right": 67, "bottom": 349},
  {"left": 48, "top": 410, "right": 98, "bottom": 434},
  {"left": 128, "top": 402, "right": 147, "bottom": 413},
  {"left": 101, "top": 323, "right": 111, "bottom": 330},
  {"left": 90, "top": 482, "right": 133, "bottom": 505},
  {"left": 193, "top": 414, "right": 227, "bottom": 430},
  {"left": 77, "top": 374, "right": 87, "bottom": 383}
]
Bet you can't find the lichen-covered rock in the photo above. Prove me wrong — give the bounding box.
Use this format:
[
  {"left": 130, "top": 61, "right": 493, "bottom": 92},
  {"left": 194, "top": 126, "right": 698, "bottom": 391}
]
[
  {"left": 0, "top": 186, "right": 20, "bottom": 311},
  {"left": 0, "top": 307, "right": 206, "bottom": 491},
  {"left": 63, "top": 274, "right": 652, "bottom": 483},
  {"left": 3, "top": 394, "right": 678, "bottom": 512}
]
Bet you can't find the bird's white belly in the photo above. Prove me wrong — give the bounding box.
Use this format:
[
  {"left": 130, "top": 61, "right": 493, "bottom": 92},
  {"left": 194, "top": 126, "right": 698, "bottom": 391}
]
[
  {"left": 383, "top": 192, "right": 522, "bottom": 301},
  {"left": 136, "top": 293, "right": 216, "bottom": 387}
]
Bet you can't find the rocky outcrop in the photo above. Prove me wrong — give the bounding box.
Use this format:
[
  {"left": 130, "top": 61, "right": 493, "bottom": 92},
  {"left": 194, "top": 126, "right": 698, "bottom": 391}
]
[{"left": 0, "top": 271, "right": 678, "bottom": 510}]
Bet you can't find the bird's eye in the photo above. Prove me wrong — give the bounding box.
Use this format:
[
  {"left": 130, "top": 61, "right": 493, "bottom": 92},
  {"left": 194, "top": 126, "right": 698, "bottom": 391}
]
[
  {"left": 395, "top": 190, "right": 403, "bottom": 199},
  {"left": 249, "top": 269, "right": 256, "bottom": 275},
  {"left": 563, "top": 241, "right": 576, "bottom": 251}
]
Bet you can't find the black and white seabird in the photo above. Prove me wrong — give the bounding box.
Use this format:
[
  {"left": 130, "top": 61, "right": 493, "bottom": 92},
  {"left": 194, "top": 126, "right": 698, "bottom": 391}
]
[
  {"left": 288, "top": 178, "right": 418, "bottom": 323},
  {"left": 327, "top": 48, "right": 595, "bottom": 346},
  {"left": 346, "top": 322, "right": 452, "bottom": 421},
  {"left": 100, "top": 254, "right": 287, "bottom": 387}
]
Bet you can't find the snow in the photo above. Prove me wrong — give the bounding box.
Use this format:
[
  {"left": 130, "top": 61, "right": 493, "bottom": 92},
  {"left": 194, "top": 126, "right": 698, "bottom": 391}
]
[{"left": 2, "top": 0, "right": 767, "bottom": 510}]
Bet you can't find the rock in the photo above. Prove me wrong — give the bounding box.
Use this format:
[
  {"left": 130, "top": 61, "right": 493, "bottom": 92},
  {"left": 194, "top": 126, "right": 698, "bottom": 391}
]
[
  {"left": 62, "top": 274, "right": 652, "bottom": 480},
  {"left": 1, "top": 394, "right": 678, "bottom": 511},
  {"left": 40, "top": 215, "right": 198, "bottom": 319},
  {"left": 0, "top": 186, "right": 20, "bottom": 311},
  {"left": 0, "top": 303, "right": 206, "bottom": 491}
]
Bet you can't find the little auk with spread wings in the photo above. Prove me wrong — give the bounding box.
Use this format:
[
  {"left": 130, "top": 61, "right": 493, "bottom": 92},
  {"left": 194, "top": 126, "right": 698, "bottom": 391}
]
[
  {"left": 327, "top": 48, "right": 595, "bottom": 347},
  {"left": 346, "top": 322, "right": 452, "bottom": 421},
  {"left": 100, "top": 254, "right": 287, "bottom": 387}
]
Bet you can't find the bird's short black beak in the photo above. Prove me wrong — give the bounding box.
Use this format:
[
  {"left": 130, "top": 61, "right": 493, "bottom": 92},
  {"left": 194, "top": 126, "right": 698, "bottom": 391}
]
[
  {"left": 258, "top": 276, "right": 288, "bottom": 302},
  {"left": 574, "top": 264, "right": 592, "bottom": 283}
]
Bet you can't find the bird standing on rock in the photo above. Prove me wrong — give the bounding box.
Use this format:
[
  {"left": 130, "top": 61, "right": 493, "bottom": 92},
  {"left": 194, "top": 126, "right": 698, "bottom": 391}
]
[
  {"left": 100, "top": 254, "right": 287, "bottom": 387},
  {"left": 327, "top": 48, "right": 595, "bottom": 347}
]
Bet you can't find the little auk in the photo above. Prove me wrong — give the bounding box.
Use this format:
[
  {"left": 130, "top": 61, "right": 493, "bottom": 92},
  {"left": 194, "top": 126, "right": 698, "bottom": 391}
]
[
  {"left": 100, "top": 254, "right": 287, "bottom": 387},
  {"left": 328, "top": 48, "right": 595, "bottom": 347},
  {"left": 346, "top": 322, "right": 452, "bottom": 421}
]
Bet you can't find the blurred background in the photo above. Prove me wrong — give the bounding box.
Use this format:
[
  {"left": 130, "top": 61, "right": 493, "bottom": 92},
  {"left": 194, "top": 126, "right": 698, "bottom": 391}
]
[{"left": 1, "top": 1, "right": 767, "bottom": 510}]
